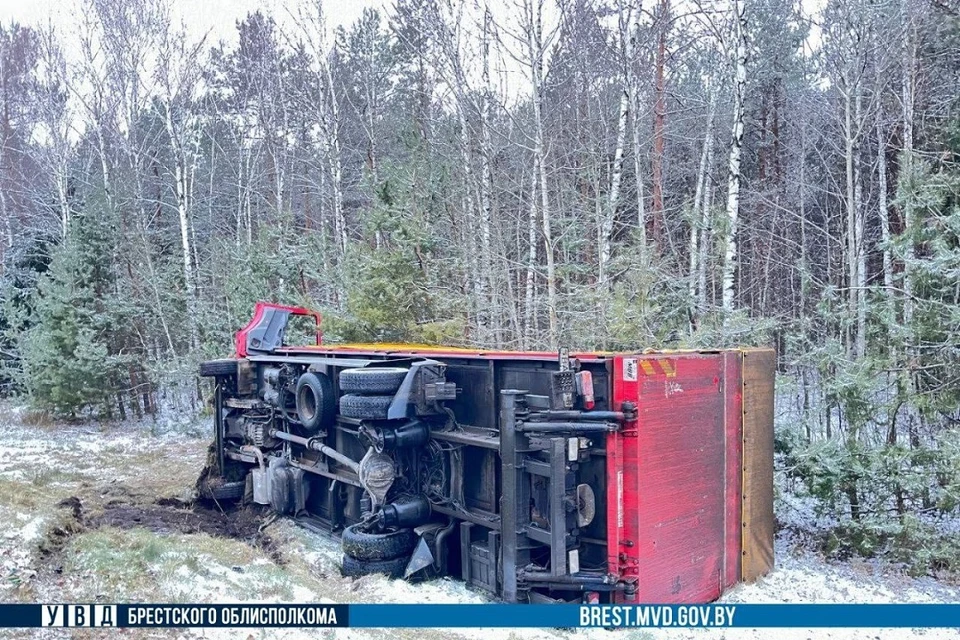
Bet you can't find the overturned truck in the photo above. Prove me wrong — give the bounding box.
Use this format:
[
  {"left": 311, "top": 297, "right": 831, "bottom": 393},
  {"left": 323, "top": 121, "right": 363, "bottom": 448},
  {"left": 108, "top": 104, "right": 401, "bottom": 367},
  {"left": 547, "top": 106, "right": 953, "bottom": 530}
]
[{"left": 199, "top": 302, "right": 775, "bottom": 604}]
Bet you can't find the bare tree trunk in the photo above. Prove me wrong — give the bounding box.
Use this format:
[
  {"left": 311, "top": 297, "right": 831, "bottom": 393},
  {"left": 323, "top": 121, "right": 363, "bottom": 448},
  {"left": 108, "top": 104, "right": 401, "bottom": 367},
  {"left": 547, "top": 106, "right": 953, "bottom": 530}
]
[
  {"left": 696, "top": 83, "right": 717, "bottom": 313},
  {"left": 323, "top": 57, "right": 347, "bottom": 257},
  {"left": 630, "top": 57, "right": 647, "bottom": 257},
  {"left": 295, "top": 0, "right": 347, "bottom": 258},
  {"left": 525, "top": 0, "right": 558, "bottom": 347},
  {"left": 899, "top": 0, "right": 918, "bottom": 444},
  {"left": 157, "top": 17, "right": 205, "bottom": 352},
  {"left": 842, "top": 66, "right": 865, "bottom": 359},
  {"left": 0, "top": 191, "right": 10, "bottom": 250},
  {"left": 600, "top": 0, "right": 638, "bottom": 290},
  {"left": 876, "top": 119, "right": 893, "bottom": 304},
  {"left": 164, "top": 103, "right": 199, "bottom": 351},
  {"left": 854, "top": 84, "right": 866, "bottom": 360},
  {"left": 426, "top": 1, "right": 497, "bottom": 343},
  {"left": 0, "top": 47, "right": 11, "bottom": 251},
  {"left": 457, "top": 103, "right": 484, "bottom": 341},
  {"left": 722, "top": 0, "right": 747, "bottom": 317},
  {"left": 480, "top": 5, "right": 497, "bottom": 344},
  {"left": 600, "top": 90, "right": 628, "bottom": 290},
  {"left": 524, "top": 166, "right": 538, "bottom": 348},
  {"left": 844, "top": 73, "right": 855, "bottom": 359},
  {"left": 689, "top": 79, "right": 716, "bottom": 316},
  {"left": 650, "top": 0, "right": 668, "bottom": 252},
  {"left": 37, "top": 27, "right": 73, "bottom": 239},
  {"left": 901, "top": 4, "right": 916, "bottom": 330}
]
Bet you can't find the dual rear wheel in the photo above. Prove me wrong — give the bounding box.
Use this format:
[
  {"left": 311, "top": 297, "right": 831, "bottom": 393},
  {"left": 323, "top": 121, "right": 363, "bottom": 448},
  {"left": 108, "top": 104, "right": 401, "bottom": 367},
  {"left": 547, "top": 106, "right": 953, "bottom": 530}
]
[{"left": 340, "top": 522, "right": 416, "bottom": 579}]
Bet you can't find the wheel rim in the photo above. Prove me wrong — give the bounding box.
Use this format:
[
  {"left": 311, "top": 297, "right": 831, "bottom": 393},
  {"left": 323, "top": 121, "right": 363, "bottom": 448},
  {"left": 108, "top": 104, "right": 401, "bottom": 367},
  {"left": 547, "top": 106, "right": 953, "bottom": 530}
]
[{"left": 298, "top": 385, "right": 317, "bottom": 422}]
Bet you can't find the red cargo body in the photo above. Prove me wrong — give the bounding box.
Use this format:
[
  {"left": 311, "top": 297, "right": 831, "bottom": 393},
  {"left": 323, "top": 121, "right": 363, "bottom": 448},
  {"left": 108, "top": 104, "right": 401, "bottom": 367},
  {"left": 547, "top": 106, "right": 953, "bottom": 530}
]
[
  {"left": 208, "top": 303, "right": 775, "bottom": 603},
  {"left": 608, "top": 353, "right": 745, "bottom": 603}
]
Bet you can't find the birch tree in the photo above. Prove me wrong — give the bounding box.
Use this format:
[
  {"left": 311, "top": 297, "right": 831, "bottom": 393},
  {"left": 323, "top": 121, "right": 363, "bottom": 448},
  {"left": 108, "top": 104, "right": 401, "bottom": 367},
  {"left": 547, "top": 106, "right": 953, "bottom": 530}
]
[
  {"left": 722, "top": 0, "right": 747, "bottom": 316},
  {"left": 521, "top": 0, "right": 559, "bottom": 347},
  {"left": 900, "top": 0, "right": 917, "bottom": 331},
  {"left": 874, "top": 40, "right": 893, "bottom": 322},
  {"left": 0, "top": 24, "right": 40, "bottom": 251},
  {"left": 419, "top": 0, "right": 497, "bottom": 343},
  {"left": 598, "top": 0, "right": 635, "bottom": 291},
  {"left": 34, "top": 24, "right": 74, "bottom": 239},
  {"left": 292, "top": 0, "right": 348, "bottom": 258},
  {"left": 650, "top": 0, "right": 668, "bottom": 251},
  {"left": 156, "top": 13, "right": 205, "bottom": 351},
  {"left": 689, "top": 76, "right": 716, "bottom": 316}
]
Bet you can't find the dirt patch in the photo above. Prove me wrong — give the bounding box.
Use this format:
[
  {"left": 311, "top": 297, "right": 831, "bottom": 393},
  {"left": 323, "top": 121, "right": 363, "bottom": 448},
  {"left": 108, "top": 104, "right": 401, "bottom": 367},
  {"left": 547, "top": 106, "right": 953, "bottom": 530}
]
[
  {"left": 45, "top": 490, "right": 284, "bottom": 565},
  {"left": 37, "top": 518, "right": 85, "bottom": 561}
]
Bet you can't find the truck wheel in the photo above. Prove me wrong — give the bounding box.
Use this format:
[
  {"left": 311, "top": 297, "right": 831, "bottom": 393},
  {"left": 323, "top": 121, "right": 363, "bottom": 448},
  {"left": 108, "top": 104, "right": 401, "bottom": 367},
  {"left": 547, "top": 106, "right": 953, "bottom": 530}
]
[
  {"left": 296, "top": 372, "right": 336, "bottom": 431},
  {"left": 341, "top": 553, "right": 409, "bottom": 579},
  {"left": 338, "top": 367, "right": 409, "bottom": 394},
  {"left": 341, "top": 523, "right": 416, "bottom": 561},
  {"left": 198, "top": 479, "right": 245, "bottom": 502},
  {"left": 199, "top": 359, "right": 237, "bottom": 377},
  {"left": 339, "top": 394, "right": 393, "bottom": 420},
  {"left": 271, "top": 468, "right": 293, "bottom": 515}
]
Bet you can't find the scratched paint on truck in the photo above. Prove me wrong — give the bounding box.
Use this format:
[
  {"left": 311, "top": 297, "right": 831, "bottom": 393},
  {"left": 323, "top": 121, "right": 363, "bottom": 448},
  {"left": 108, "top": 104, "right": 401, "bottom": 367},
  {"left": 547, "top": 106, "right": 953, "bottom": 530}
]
[{"left": 612, "top": 353, "right": 729, "bottom": 603}]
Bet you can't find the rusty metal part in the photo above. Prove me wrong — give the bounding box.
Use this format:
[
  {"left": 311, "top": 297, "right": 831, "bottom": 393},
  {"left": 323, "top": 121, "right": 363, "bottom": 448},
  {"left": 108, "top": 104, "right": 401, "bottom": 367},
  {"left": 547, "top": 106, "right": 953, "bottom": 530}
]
[
  {"left": 358, "top": 448, "right": 395, "bottom": 509},
  {"left": 239, "top": 445, "right": 265, "bottom": 469}
]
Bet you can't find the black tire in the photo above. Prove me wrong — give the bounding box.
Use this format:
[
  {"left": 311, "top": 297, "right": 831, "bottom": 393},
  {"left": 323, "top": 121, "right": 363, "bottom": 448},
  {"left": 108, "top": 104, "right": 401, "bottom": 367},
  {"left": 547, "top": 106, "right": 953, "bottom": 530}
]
[
  {"left": 339, "top": 394, "right": 393, "bottom": 420},
  {"left": 271, "top": 468, "right": 292, "bottom": 515},
  {"left": 341, "top": 523, "right": 416, "bottom": 561},
  {"left": 339, "top": 367, "right": 409, "bottom": 395},
  {"left": 341, "top": 553, "right": 409, "bottom": 579},
  {"left": 199, "top": 359, "right": 237, "bottom": 377},
  {"left": 296, "top": 372, "right": 336, "bottom": 431},
  {"left": 198, "top": 479, "right": 245, "bottom": 502}
]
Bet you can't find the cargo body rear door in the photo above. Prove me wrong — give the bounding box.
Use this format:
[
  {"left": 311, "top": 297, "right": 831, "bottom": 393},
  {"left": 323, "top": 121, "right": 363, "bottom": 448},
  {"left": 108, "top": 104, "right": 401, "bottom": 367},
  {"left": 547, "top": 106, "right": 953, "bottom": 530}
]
[{"left": 607, "top": 353, "right": 741, "bottom": 603}]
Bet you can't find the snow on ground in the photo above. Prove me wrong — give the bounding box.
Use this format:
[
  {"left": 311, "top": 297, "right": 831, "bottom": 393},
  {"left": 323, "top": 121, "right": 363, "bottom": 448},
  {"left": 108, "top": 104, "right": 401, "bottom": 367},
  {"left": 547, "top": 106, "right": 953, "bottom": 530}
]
[
  {"left": 276, "top": 524, "right": 960, "bottom": 640},
  {"left": 0, "top": 404, "right": 958, "bottom": 640}
]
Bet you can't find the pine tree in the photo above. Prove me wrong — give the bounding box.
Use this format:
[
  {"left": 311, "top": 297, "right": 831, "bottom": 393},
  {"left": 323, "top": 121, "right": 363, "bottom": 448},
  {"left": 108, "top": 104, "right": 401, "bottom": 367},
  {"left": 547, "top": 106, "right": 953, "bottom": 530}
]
[{"left": 19, "top": 211, "right": 123, "bottom": 416}]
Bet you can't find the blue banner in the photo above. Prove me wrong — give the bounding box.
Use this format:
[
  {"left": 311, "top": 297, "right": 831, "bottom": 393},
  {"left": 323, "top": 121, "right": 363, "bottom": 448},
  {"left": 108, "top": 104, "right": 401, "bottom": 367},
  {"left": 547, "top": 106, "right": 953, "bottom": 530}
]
[
  {"left": 348, "top": 604, "right": 960, "bottom": 628},
  {"left": 2, "top": 603, "right": 959, "bottom": 628}
]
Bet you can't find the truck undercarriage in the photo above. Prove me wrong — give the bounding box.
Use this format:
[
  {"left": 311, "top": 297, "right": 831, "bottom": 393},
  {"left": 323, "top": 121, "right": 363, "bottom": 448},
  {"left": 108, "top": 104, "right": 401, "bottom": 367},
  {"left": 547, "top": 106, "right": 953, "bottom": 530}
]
[{"left": 199, "top": 302, "right": 775, "bottom": 604}]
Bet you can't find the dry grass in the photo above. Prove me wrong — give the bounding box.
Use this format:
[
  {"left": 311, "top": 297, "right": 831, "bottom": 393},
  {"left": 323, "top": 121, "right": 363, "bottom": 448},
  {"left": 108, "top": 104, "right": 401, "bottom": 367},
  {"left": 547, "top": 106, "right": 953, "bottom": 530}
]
[{"left": 0, "top": 405, "right": 567, "bottom": 640}]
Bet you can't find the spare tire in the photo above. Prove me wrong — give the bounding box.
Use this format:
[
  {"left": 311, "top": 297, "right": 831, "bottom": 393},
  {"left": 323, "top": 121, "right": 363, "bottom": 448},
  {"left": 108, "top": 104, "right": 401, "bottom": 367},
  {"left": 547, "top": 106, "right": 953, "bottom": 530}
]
[
  {"left": 296, "top": 372, "right": 336, "bottom": 431},
  {"left": 341, "top": 553, "right": 409, "bottom": 579},
  {"left": 199, "top": 359, "right": 237, "bottom": 377},
  {"left": 339, "top": 394, "right": 393, "bottom": 420},
  {"left": 341, "top": 523, "right": 416, "bottom": 561},
  {"left": 339, "top": 367, "right": 409, "bottom": 395}
]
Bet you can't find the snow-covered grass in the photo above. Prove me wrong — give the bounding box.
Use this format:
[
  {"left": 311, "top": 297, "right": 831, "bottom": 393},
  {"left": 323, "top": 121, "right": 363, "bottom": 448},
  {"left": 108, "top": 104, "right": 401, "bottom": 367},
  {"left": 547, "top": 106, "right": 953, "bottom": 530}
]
[{"left": 0, "top": 402, "right": 958, "bottom": 640}]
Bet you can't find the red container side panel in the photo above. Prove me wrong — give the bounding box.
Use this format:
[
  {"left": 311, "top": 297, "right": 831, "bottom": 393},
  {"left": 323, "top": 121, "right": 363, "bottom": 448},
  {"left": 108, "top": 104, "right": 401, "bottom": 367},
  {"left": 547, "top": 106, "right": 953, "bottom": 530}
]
[{"left": 611, "top": 354, "right": 731, "bottom": 603}]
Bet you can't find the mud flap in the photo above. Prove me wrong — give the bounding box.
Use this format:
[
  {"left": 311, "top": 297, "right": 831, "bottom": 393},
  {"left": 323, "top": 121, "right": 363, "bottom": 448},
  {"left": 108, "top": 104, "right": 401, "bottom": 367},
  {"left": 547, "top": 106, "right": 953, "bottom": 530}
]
[{"left": 404, "top": 536, "right": 435, "bottom": 579}]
